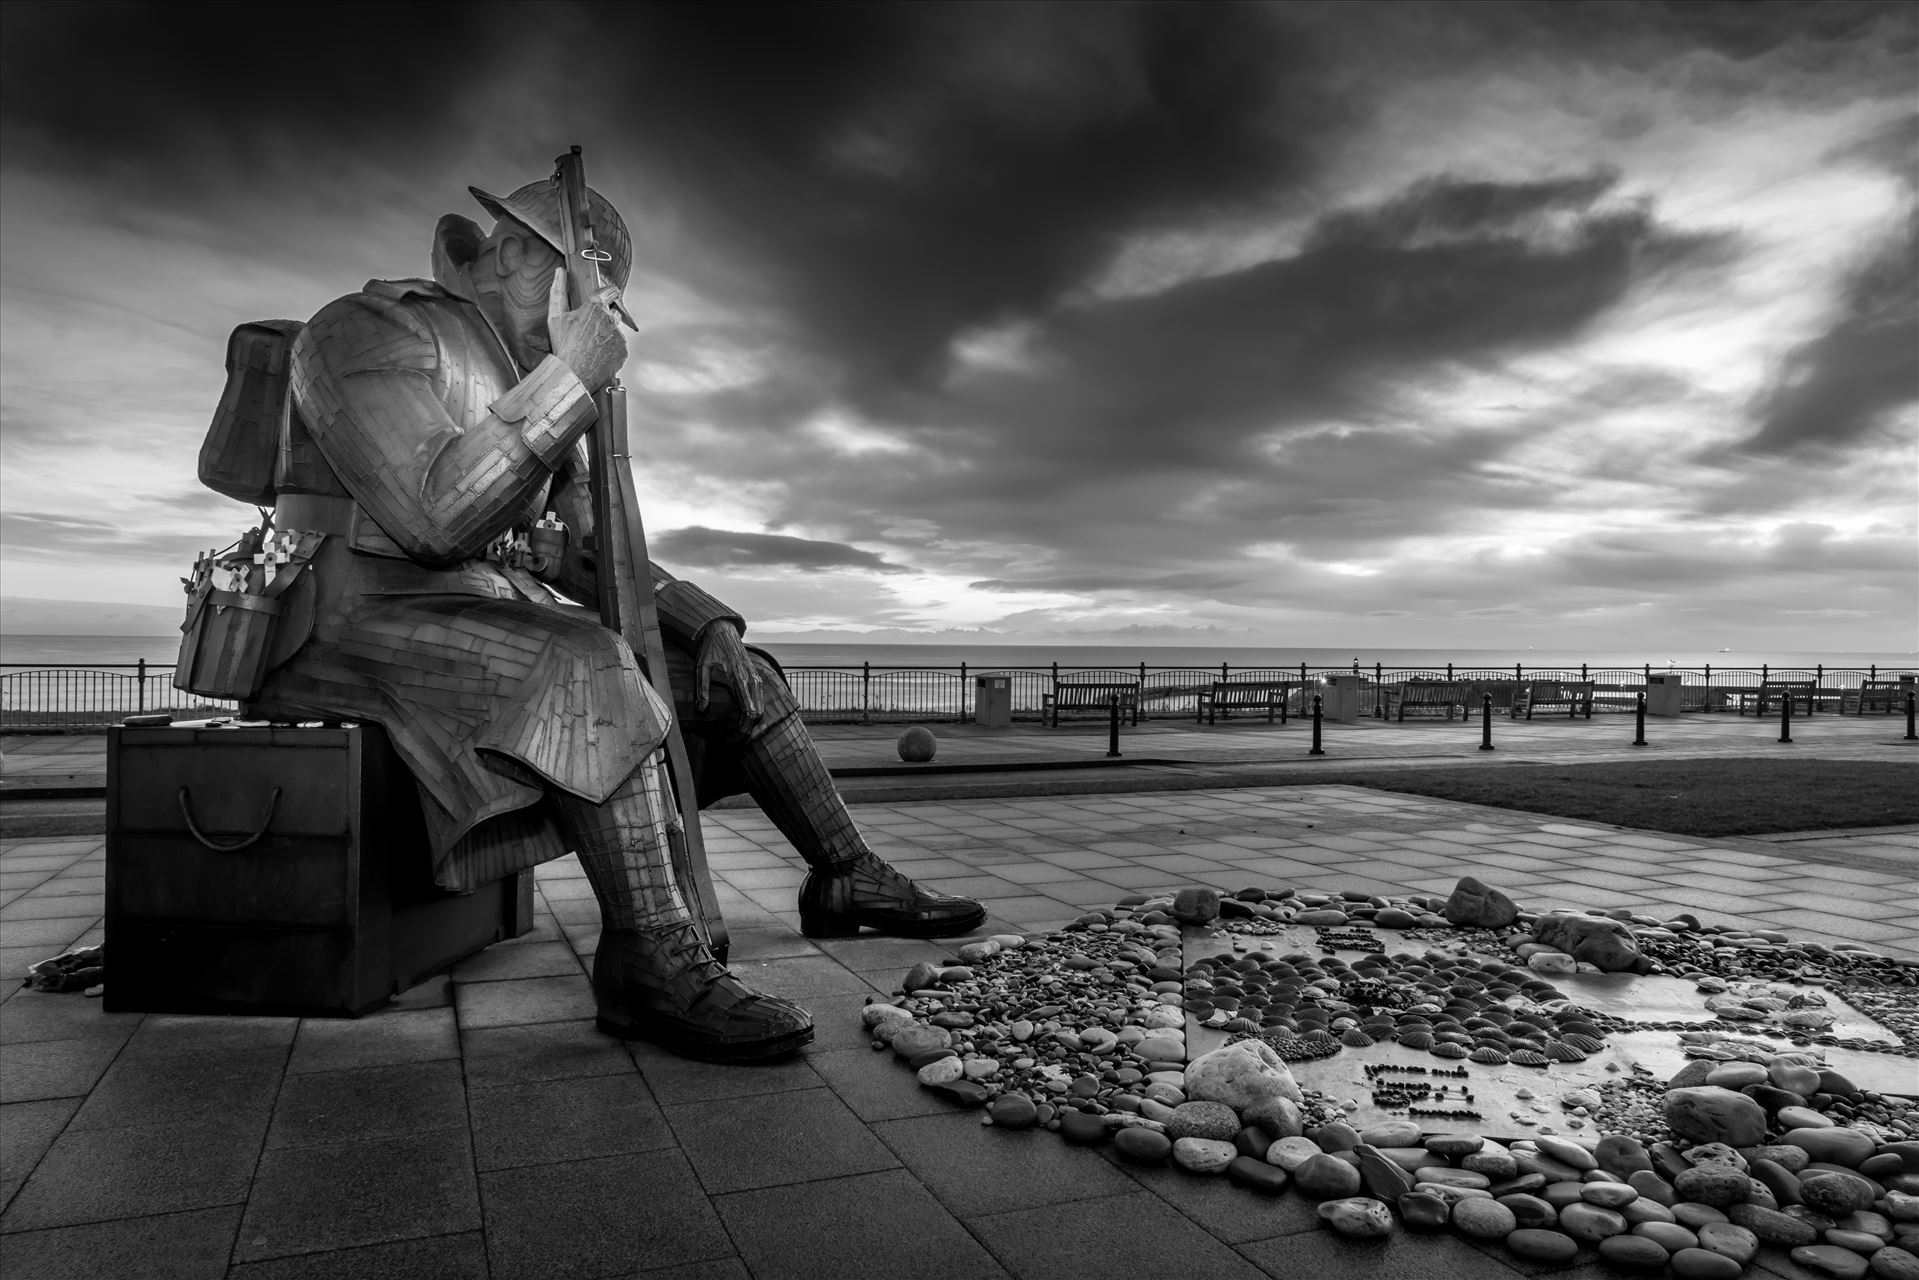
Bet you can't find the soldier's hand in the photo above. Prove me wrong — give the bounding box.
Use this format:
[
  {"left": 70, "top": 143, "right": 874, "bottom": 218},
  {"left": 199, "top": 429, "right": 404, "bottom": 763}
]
[
  {"left": 546, "top": 269, "right": 628, "bottom": 391},
  {"left": 694, "top": 620, "right": 765, "bottom": 730}
]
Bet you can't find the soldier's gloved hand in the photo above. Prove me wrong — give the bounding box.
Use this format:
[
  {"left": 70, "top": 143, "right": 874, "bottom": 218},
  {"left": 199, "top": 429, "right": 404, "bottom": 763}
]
[
  {"left": 694, "top": 619, "right": 765, "bottom": 731},
  {"left": 546, "top": 269, "right": 628, "bottom": 392}
]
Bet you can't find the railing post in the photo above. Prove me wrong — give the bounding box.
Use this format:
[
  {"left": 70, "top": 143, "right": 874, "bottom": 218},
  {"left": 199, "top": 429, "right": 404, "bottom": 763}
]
[
  {"left": 1480, "top": 694, "right": 1494, "bottom": 751},
  {"left": 862, "top": 661, "right": 871, "bottom": 724},
  {"left": 1906, "top": 691, "right": 1915, "bottom": 741},
  {"left": 1634, "top": 693, "right": 1647, "bottom": 747},
  {"left": 1779, "top": 689, "right": 1792, "bottom": 744},
  {"left": 1446, "top": 662, "right": 1453, "bottom": 679},
  {"left": 1309, "top": 694, "right": 1325, "bottom": 756},
  {"left": 959, "top": 661, "right": 967, "bottom": 720},
  {"left": 1107, "top": 693, "right": 1121, "bottom": 758},
  {"left": 136, "top": 657, "right": 147, "bottom": 714}
]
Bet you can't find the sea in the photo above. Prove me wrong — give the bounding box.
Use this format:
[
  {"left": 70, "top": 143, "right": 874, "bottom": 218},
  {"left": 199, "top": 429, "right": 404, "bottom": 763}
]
[{"left": 3, "top": 634, "right": 1911, "bottom": 674}]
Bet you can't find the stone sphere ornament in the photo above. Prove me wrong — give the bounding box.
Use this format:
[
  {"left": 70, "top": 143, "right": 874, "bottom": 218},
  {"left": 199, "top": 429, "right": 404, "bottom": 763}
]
[{"left": 897, "top": 725, "right": 937, "bottom": 762}]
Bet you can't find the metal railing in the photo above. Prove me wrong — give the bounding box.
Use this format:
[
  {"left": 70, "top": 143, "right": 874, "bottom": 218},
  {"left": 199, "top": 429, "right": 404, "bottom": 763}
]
[{"left": 3, "top": 660, "right": 1912, "bottom": 730}]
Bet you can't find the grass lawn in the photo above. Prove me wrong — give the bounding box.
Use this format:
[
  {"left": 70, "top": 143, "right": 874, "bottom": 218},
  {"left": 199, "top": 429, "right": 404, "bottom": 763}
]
[{"left": 1305, "top": 757, "right": 1919, "bottom": 837}]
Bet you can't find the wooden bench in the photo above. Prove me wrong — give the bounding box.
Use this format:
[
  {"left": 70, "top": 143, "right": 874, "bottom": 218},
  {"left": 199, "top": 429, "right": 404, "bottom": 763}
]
[
  {"left": 1855, "top": 678, "right": 1917, "bottom": 715},
  {"left": 1042, "top": 680, "right": 1140, "bottom": 728},
  {"left": 1518, "top": 680, "right": 1595, "bottom": 720},
  {"left": 1737, "top": 680, "right": 1832, "bottom": 716},
  {"left": 1384, "top": 682, "right": 1466, "bottom": 721},
  {"left": 1590, "top": 683, "right": 1647, "bottom": 712},
  {"left": 1196, "top": 678, "right": 1297, "bottom": 725}
]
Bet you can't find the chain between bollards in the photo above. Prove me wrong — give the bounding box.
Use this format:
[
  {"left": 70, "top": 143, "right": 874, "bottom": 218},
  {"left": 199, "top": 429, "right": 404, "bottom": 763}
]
[
  {"left": 1779, "top": 689, "right": 1793, "bottom": 744},
  {"left": 1633, "top": 692, "right": 1647, "bottom": 747},
  {"left": 1479, "top": 693, "right": 1494, "bottom": 751},
  {"left": 1309, "top": 694, "right": 1325, "bottom": 756},
  {"left": 1107, "top": 693, "right": 1121, "bottom": 758}
]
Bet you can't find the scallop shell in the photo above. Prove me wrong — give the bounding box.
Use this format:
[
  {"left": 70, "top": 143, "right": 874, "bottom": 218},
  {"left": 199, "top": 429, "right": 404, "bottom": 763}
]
[
  {"left": 1396, "top": 1030, "right": 1435, "bottom": 1049},
  {"left": 1556, "top": 1020, "right": 1602, "bottom": 1039},
  {"left": 1448, "top": 979, "right": 1486, "bottom": 995},
  {"left": 1545, "top": 1041, "right": 1588, "bottom": 1063},
  {"left": 1222, "top": 1017, "right": 1260, "bottom": 1034},
  {"left": 1561, "top": 1033, "right": 1606, "bottom": 1053},
  {"left": 1469, "top": 1047, "right": 1510, "bottom": 1064},
  {"left": 1508, "top": 1048, "right": 1551, "bottom": 1066},
  {"left": 1302, "top": 1029, "right": 1339, "bottom": 1045},
  {"left": 1430, "top": 1041, "right": 1470, "bottom": 1059},
  {"left": 1340, "top": 1028, "right": 1375, "bottom": 1047}
]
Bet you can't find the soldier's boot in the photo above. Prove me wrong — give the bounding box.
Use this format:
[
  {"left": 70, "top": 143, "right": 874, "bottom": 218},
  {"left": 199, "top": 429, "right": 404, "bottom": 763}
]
[
  {"left": 555, "top": 753, "right": 813, "bottom": 1062},
  {"left": 739, "top": 688, "right": 987, "bottom": 939}
]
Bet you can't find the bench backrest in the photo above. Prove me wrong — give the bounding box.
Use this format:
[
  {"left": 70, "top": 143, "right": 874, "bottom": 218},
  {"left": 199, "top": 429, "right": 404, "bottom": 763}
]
[{"left": 1052, "top": 681, "right": 1139, "bottom": 702}]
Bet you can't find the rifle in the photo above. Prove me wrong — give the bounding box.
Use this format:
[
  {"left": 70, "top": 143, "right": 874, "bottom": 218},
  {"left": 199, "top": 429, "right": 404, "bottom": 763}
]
[{"left": 552, "top": 144, "right": 729, "bottom": 961}]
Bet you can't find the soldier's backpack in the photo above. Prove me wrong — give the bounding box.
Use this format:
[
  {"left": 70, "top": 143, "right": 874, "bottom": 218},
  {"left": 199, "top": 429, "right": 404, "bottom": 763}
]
[{"left": 198, "top": 320, "right": 304, "bottom": 505}]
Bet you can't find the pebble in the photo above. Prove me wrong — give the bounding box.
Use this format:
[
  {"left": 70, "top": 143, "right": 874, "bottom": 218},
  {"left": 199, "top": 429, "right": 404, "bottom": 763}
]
[
  {"left": 1499, "top": 1193, "right": 1558, "bottom": 1229},
  {"left": 1398, "top": 1191, "right": 1451, "bottom": 1230},
  {"left": 1451, "top": 1198, "right": 1517, "bottom": 1239},
  {"left": 1791, "top": 1244, "right": 1872, "bottom": 1279},
  {"left": 1227, "top": 1155, "right": 1291, "bottom": 1195},
  {"left": 989, "top": 1093, "right": 1038, "bottom": 1130},
  {"left": 1536, "top": 1135, "right": 1598, "bottom": 1171},
  {"left": 916, "top": 1056, "right": 965, "bottom": 1086},
  {"left": 1582, "top": 1182, "right": 1639, "bottom": 1209},
  {"left": 1505, "top": 1229, "right": 1579, "bottom": 1264},
  {"left": 1634, "top": 1221, "right": 1699, "bottom": 1252},
  {"left": 1598, "top": 1234, "right": 1673, "bottom": 1273},
  {"left": 1267, "top": 1137, "right": 1324, "bottom": 1172},
  {"left": 1696, "top": 1222, "right": 1759, "bottom": 1265},
  {"left": 1871, "top": 1247, "right": 1919, "bottom": 1280},
  {"left": 1728, "top": 1203, "right": 1819, "bottom": 1245},
  {"left": 1173, "top": 1137, "right": 1238, "bottom": 1174},
  {"left": 1114, "top": 1127, "right": 1172, "bottom": 1164},
  {"left": 1558, "top": 1202, "right": 1628, "bottom": 1242},
  {"left": 1165, "top": 1101, "right": 1240, "bottom": 1143},
  {"left": 1294, "top": 1153, "right": 1363, "bottom": 1199},
  {"left": 1058, "top": 1111, "right": 1108, "bottom": 1145},
  {"left": 1318, "top": 1196, "right": 1393, "bottom": 1237},
  {"left": 1670, "top": 1246, "right": 1744, "bottom": 1279}
]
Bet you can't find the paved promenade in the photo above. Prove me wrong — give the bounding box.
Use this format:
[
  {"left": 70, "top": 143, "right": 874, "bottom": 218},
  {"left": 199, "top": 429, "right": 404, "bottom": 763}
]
[{"left": 1, "top": 714, "right": 1915, "bottom": 1278}]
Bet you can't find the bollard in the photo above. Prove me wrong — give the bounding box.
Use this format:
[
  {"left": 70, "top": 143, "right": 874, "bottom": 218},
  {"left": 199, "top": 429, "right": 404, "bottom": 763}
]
[
  {"left": 1779, "top": 689, "right": 1793, "bottom": 744},
  {"left": 1633, "top": 692, "right": 1647, "bottom": 746},
  {"left": 1309, "top": 694, "right": 1325, "bottom": 756},
  {"left": 1107, "top": 693, "right": 1121, "bottom": 758},
  {"left": 1480, "top": 693, "right": 1494, "bottom": 751},
  {"left": 1907, "top": 691, "right": 1916, "bottom": 740}
]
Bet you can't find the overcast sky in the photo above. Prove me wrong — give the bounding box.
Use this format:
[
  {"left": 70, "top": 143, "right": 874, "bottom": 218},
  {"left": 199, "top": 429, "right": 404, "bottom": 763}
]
[{"left": 2, "top": 0, "right": 1914, "bottom": 649}]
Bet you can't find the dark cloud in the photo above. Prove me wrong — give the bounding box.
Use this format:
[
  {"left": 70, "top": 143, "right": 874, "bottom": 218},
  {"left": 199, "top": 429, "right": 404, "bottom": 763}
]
[
  {"left": 649, "top": 526, "right": 909, "bottom": 574},
  {"left": 1, "top": 510, "right": 216, "bottom": 565}
]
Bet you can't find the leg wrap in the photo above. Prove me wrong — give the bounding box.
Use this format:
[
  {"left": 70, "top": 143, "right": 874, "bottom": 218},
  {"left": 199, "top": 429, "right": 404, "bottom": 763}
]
[
  {"left": 737, "top": 684, "right": 866, "bottom": 869},
  {"left": 550, "top": 752, "right": 689, "bottom": 931}
]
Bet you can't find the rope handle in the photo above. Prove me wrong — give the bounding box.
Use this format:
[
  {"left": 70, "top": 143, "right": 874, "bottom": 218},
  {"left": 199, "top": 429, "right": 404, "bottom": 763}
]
[{"left": 177, "top": 786, "right": 280, "bottom": 852}]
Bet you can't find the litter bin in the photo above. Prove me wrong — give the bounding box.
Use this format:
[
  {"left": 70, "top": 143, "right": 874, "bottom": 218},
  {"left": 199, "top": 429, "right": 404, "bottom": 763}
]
[
  {"left": 1322, "top": 674, "right": 1365, "bottom": 724},
  {"left": 1645, "top": 673, "right": 1685, "bottom": 718},
  {"left": 974, "top": 676, "right": 1012, "bottom": 728}
]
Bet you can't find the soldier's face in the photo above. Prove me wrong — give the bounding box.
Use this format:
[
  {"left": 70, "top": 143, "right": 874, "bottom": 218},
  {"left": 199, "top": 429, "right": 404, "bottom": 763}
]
[{"left": 490, "top": 230, "right": 562, "bottom": 362}]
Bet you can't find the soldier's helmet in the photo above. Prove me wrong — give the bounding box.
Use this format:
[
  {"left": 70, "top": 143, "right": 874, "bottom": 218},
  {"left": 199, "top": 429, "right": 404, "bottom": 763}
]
[{"left": 469, "top": 176, "right": 636, "bottom": 327}]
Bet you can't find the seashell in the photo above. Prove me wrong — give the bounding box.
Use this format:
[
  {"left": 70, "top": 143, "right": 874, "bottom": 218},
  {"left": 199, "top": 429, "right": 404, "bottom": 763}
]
[
  {"left": 1302, "top": 1028, "right": 1339, "bottom": 1045},
  {"left": 1561, "top": 1033, "right": 1605, "bottom": 1053},
  {"left": 1508, "top": 1049, "right": 1551, "bottom": 1066},
  {"left": 1473, "top": 1032, "right": 1511, "bottom": 1050},
  {"left": 1340, "top": 1028, "right": 1375, "bottom": 1047},
  {"left": 1448, "top": 979, "right": 1485, "bottom": 995},
  {"left": 1430, "top": 1042, "right": 1470, "bottom": 1059},
  {"left": 1506, "top": 1020, "right": 1547, "bottom": 1037},
  {"left": 1469, "top": 1047, "right": 1509, "bottom": 1064},
  {"left": 1556, "top": 1020, "right": 1602, "bottom": 1038},
  {"left": 1464, "top": 1017, "right": 1502, "bottom": 1031},
  {"left": 1396, "top": 1030, "right": 1435, "bottom": 1049},
  {"left": 1545, "top": 1041, "right": 1587, "bottom": 1063},
  {"left": 1435, "top": 1031, "right": 1475, "bottom": 1047},
  {"left": 1222, "top": 1016, "right": 1260, "bottom": 1034},
  {"left": 1485, "top": 984, "right": 1519, "bottom": 999}
]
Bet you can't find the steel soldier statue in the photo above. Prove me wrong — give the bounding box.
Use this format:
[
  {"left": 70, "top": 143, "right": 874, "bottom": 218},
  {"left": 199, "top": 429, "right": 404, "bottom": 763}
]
[{"left": 222, "top": 167, "right": 983, "bottom": 1062}]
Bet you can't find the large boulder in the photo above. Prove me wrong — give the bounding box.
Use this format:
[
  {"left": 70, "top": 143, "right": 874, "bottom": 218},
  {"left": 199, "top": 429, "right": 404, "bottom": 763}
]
[
  {"left": 1533, "top": 912, "right": 1641, "bottom": 972},
  {"left": 1665, "top": 1087, "right": 1768, "bottom": 1148},
  {"left": 1444, "top": 876, "right": 1520, "bottom": 928},
  {"left": 1184, "top": 1038, "right": 1303, "bottom": 1109}
]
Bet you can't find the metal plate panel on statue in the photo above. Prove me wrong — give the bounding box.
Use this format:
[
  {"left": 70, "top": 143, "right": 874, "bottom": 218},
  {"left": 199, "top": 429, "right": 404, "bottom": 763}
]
[{"left": 1183, "top": 925, "right": 1910, "bottom": 1139}]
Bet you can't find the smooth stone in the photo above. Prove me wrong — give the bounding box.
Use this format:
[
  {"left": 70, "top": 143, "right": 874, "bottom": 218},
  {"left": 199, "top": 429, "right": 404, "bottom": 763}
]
[
  {"left": 1500, "top": 1193, "right": 1558, "bottom": 1229},
  {"left": 1827, "top": 1228, "right": 1889, "bottom": 1253},
  {"left": 900, "top": 961, "right": 942, "bottom": 993},
  {"left": 1559, "top": 1202, "right": 1628, "bottom": 1243},
  {"left": 1318, "top": 1197, "right": 1394, "bottom": 1238},
  {"left": 1840, "top": 1209, "right": 1893, "bottom": 1240},
  {"left": 861, "top": 1002, "right": 915, "bottom": 1028},
  {"left": 1771, "top": 1061, "right": 1825, "bottom": 1096},
  {"left": 1870, "top": 1246, "right": 1919, "bottom": 1280},
  {"left": 916, "top": 1056, "right": 965, "bottom": 1086},
  {"left": 1599, "top": 1234, "right": 1675, "bottom": 1273},
  {"left": 989, "top": 1093, "right": 1038, "bottom": 1130},
  {"left": 1421, "top": 1167, "right": 1493, "bottom": 1190},
  {"left": 1752, "top": 1144, "right": 1814, "bottom": 1173},
  {"left": 1729, "top": 1202, "right": 1820, "bottom": 1245},
  {"left": 1114, "top": 1127, "right": 1173, "bottom": 1164},
  {"left": 1165, "top": 1100, "right": 1240, "bottom": 1143},
  {"left": 1804, "top": 1173, "right": 1879, "bottom": 1218},
  {"left": 1355, "top": 1144, "right": 1418, "bottom": 1201},
  {"left": 1670, "top": 1247, "right": 1743, "bottom": 1279},
  {"left": 926, "top": 1079, "right": 991, "bottom": 1108},
  {"left": 1234, "top": 1126, "right": 1274, "bottom": 1161},
  {"left": 1537, "top": 1135, "right": 1598, "bottom": 1171},
  {"left": 1268, "top": 1137, "right": 1324, "bottom": 1172},
  {"left": 1399, "top": 1191, "right": 1451, "bottom": 1230},
  {"left": 1452, "top": 1198, "right": 1518, "bottom": 1239},
  {"left": 1697, "top": 1221, "right": 1760, "bottom": 1265},
  {"left": 1173, "top": 887, "right": 1221, "bottom": 925},
  {"left": 1528, "top": 951, "right": 1577, "bottom": 975},
  {"left": 1622, "top": 1198, "right": 1678, "bottom": 1225},
  {"left": 1635, "top": 1221, "right": 1700, "bottom": 1252},
  {"left": 1378, "top": 1147, "right": 1448, "bottom": 1174},
  {"left": 1241, "top": 1096, "right": 1304, "bottom": 1139},
  {"left": 1505, "top": 1229, "right": 1579, "bottom": 1264},
  {"left": 907, "top": 1049, "right": 959, "bottom": 1071},
  {"left": 1583, "top": 1182, "right": 1639, "bottom": 1209},
  {"left": 1138, "top": 1099, "right": 1177, "bottom": 1125},
  {"left": 1515, "top": 1149, "right": 1586, "bottom": 1182},
  {"left": 1293, "top": 909, "right": 1349, "bottom": 926},
  {"left": 1666, "top": 1088, "right": 1769, "bottom": 1148},
  {"left": 1783, "top": 1105, "right": 1840, "bottom": 1131},
  {"left": 1598, "top": 1135, "right": 1656, "bottom": 1179},
  {"left": 1227, "top": 1155, "right": 1291, "bottom": 1195},
  {"left": 1755, "top": 1158, "right": 1806, "bottom": 1205},
  {"left": 1136, "top": 1036, "right": 1184, "bottom": 1063},
  {"left": 1360, "top": 1120, "right": 1422, "bottom": 1148},
  {"left": 1309, "top": 1122, "right": 1361, "bottom": 1153},
  {"left": 1463, "top": 1150, "right": 1519, "bottom": 1181},
  {"left": 1444, "top": 875, "right": 1519, "bottom": 928},
  {"left": 1491, "top": 1173, "right": 1550, "bottom": 1198},
  {"left": 1295, "top": 1153, "right": 1364, "bottom": 1200},
  {"left": 890, "top": 1024, "right": 953, "bottom": 1058},
  {"left": 1059, "top": 1111, "right": 1108, "bottom": 1145},
  {"left": 1785, "top": 1129, "right": 1878, "bottom": 1169},
  {"left": 1543, "top": 1182, "right": 1588, "bottom": 1210},
  {"left": 1676, "top": 1163, "right": 1752, "bottom": 1207},
  {"left": 1425, "top": 1133, "right": 1485, "bottom": 1158},
  {"left": 1706, "top": 1062, "right": 1771, "bottom": 1089},
  {"left": 1630, "top": 1170, "right": 1678, "bottom": 1205},
  {"left": 1419, "top": 1184, "right": 1495, "bottom": 1206},
  {"left": 1183, "top": 1039, "right": 1302, "bottom": 1109},
  {"left": 1791, "top": 1244, "right": 1871, "bottom": 1279},
  {"left": 1674, "top": 1203, "right": 1731, "bottom": 1229},
  {"left": 1173, "top": 1137, "right": 1238, "bottom": 1174}
]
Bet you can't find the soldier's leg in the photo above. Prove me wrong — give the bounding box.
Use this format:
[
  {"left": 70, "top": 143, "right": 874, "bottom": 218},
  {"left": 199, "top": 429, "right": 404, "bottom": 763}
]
[
  {"left": 551, "top": 750, "right": 813, "bottom": 1060},
  {"left": 734, "top": 670, "right": 987, "bottom": 939}
]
